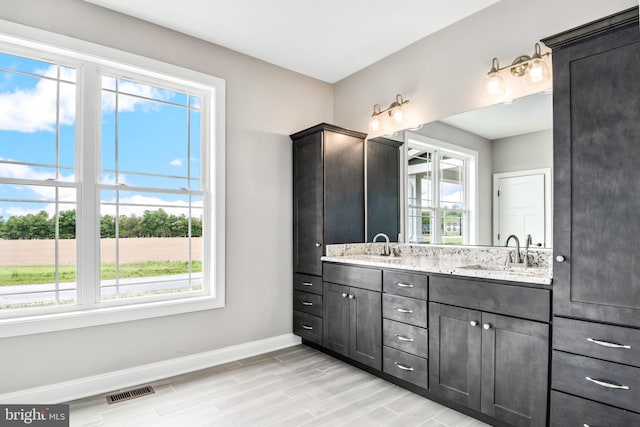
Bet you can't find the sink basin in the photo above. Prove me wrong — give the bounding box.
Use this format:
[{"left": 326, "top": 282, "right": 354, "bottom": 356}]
[
  {"left": 456, "top": 264, "right": 544, "bottom": 276},
  {"left": 347, "top": 254, "right": 404, "bottom": 263}
]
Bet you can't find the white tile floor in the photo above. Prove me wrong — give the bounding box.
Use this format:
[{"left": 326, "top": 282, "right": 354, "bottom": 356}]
[{"left": 68, "top": 345, "right": 490, "bottom": 427}]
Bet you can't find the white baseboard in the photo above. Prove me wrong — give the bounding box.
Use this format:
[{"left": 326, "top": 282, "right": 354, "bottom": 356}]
[{"left": 0, "top": 333, "right": 301, "bottom": 404}]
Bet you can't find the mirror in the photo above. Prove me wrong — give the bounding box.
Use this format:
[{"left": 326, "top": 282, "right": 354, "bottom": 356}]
[{"left": 401, "top": 92, "right": 553, "bottom": 248}]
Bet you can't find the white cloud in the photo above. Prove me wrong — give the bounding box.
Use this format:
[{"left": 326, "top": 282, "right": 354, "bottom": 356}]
[
  {"left": 101, "top": 77, "right": 174, "bottom": 114},
  {"left": 0, "top": 66, "right": 176, "bottom": 133},
  {"left": 169, "top": 158, "right": 183, "bottom": 167},
  {"left": 0, "top": 66, "right": 76, "bottom": 133},
  {"left": 0, "top": 157, "right": 76, "bottom": 217}
]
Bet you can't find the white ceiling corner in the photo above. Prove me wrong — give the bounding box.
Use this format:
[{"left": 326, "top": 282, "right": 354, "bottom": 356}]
[{"left": 84, "top": 0, "right": 501, "bottom": 83}]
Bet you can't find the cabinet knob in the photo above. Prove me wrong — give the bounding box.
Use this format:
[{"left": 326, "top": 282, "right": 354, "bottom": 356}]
[
  {"left": 341, "top": 293, "right": 348, "bottom": 298},
  {"left": 470, "top": 321, "right": 478, "bottom": 327},
  {"left": 483, "top": 323, "right": 492, "bottom": 330},
  {"left": 348, "top": 294, "right": 355, "bottom": 299},
  {"left": 556, "top": 255, "right": 566, "bottom": 263},
  {"left": 315, "top": 242, "right": 322, "bottom": 248}
]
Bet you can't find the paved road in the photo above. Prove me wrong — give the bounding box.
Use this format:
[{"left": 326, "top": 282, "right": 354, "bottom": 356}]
[{"left": 0, "top": 273, "right": 204, "bottom": 308}]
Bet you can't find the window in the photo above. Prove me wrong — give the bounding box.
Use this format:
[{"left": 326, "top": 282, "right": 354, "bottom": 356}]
[
  {"left": 0, "top": 26, "right": 225, "bottom": 337},
  {"left": 405, "top": 133, "right": 477, "bottom": 245}
]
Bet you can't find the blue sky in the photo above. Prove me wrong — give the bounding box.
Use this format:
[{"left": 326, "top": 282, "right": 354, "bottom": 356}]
[{"left": 0, "top": 51, "right": 202, "bottom": 219}]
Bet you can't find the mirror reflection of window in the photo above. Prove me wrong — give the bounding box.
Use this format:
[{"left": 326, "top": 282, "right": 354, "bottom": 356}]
[{"left": 406, "top": 134, "right": 477, "bottom": 245}]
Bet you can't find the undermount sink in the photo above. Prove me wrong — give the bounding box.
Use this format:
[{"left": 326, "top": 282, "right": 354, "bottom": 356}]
[
  {"left": 456, "top": 264, "right": 543, "bottom": 276},
  {"left": 348, "top": 254, "right": 404, "bottom": 263}
]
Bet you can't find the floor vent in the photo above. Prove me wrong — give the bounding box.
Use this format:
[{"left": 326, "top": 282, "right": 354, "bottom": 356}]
[{"left": 106, "top": 385, "right": 155, "bottom": 404}]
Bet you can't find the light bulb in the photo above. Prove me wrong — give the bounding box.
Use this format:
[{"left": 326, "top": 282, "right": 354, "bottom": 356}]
[
  {"left": 392, "top": 107, "right": 404, "bottom": 123},
  {"left": 369, "top": 116, "right": 381, "bottom": 132},
  {"left": 526, "top": 58, "right": 550, "bottom": 84},
  {"left": 483, "top": 72, "right": 505, "bottom": 97}
]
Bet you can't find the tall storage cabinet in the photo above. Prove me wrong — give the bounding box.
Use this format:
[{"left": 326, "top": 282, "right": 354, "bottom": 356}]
[
  {"left": 291, "top": 123, "right": 366, "bottom": 344},
  {"left": 542, "top": 7, "right": 640, "bottom": 425}
]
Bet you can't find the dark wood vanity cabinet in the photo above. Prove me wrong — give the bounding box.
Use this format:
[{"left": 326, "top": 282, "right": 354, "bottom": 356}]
[
  {"left": 429, "top": 277, "right": 550, "bottom": 427},
  {"left": 322, "top": 263, "right": 382, "bottom": 370},
  {"left": 542, "top": 7, "right": 640, "bottom": 425}
]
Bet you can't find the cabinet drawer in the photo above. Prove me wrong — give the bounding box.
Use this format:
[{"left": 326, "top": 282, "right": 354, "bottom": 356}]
[
  {"left": 383, "top": 346, "right": 428, "bottom": 389},
  {"left": 293, "top": 291, "right": 322, "bottom": 317},
  {"left": 552, "top": 350, "right": 640, "bottom": 412},
  {"left": 383, "top": 270, "right": 428, "bottom": 299},
  {"left": 293, "top": 273, "right": 322, "bottom": 295},
  {"left": 383, "top": 319, "right": 428, "bottom": 357},
  {"left": 323, "top": 263, "right": 381, "bottom": 292},
  {"left": 550, "top": 390, "right": 640, "bottom": 426},
  {"left": 383, "top": 294, "right": 427, "bottom": 328},
  {"left": 554, "top": 317, "right": 640, "bottom": 367},
  {"left": 430, "top": 276, "right": 550, "bottom": 322},
  {"left": 293, "top": 310, "right": 322, "bottom": 345}
]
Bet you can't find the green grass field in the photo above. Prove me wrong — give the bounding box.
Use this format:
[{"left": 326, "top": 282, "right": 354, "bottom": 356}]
[{"left": 0, "top": 261, "right": 203, "bottom": 286}]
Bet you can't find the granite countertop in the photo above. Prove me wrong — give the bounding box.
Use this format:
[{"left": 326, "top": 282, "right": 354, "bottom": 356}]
[{"left": 322, "top": 243, "right": 553, "bottom": 285}]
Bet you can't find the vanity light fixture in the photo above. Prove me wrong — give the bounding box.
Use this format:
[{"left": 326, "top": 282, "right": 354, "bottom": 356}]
[
  {"left": 369, "top": 94, "right": 410, "bottom": 133},
  {"left": 483, "top": 43, "right": 551, "bottom": 97}
]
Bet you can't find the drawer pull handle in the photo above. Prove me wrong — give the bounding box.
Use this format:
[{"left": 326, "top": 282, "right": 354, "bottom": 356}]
[
  {"left": 395, "top": 307, "right": 413, "bottom": 314},
  {"left": 301, "top": 301, "right": 313, "bottom": 306},
  {"left": 394, "top": 362, "right": 414, "bottom": 371},
  {"left": 585, "top": 377, "right": 629, "bottom": 390},
  {"left": 395, "top": 282, "right": 414, "bottom": 288},
  {"left": 470, "top": 321, "right": 479, "bottom": 327},
  {"left": 301, "top": 324, "right": 314, "bottom": 331},
  {"left": 302, "top": 282, "right": 313, "bottom": 287},
  {"left": 395, "top": 334, "right": 414, "bottom": 342},
  {"left": 587, "top": 338, "right": 632, "bottom": 349}
]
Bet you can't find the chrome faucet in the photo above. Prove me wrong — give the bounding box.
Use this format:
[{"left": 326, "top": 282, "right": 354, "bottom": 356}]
[
  {"left": 505, "top": 234, "right": 522, "bottom": 264},
  {"left": 372, "top": 232, "right": 391, "bottom": 256}
]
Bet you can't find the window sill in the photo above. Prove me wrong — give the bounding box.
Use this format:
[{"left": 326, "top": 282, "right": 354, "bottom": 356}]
[{"left": 0, "top": 295, "right": 224, "bottom": 338}]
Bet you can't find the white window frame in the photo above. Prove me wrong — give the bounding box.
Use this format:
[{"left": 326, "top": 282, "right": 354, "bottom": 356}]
[
  {"left": 403, "top": 132, "right": 478, "bottom": 245},
  {"left": 0, "top": 20, "right": 226, "bottom": 338}
]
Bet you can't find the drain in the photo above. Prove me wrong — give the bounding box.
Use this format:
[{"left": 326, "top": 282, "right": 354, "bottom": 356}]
[{"left": 106, "top": 385, "right": 155, "bottom": 404}]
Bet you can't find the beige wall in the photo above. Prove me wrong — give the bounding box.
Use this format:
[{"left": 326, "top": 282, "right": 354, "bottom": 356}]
[
  {"left": 0, "top": 0, "right": 332, "bottom": 393},
  {"left": 493, "top": 129, "right": 553, "bottom": 174},
  {"left": 333, "top": 0, "right": 636, "bottom": 133}
]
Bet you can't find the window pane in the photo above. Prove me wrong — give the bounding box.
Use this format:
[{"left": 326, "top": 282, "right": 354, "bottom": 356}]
[
  {"left": 0, "top": 194, "right": 77, "bottom": 310},
  {"left": 441, "top": 209, "right": 463, "bottom": 245},
  {"left": 0, "top": 53, "right": 76, "bottom": 174},
  {"left": 99, "top": 189, "right": 202, "bottom": 301},
  {"left": 440, "top": 155, "right": 464, "bottom": 207}
]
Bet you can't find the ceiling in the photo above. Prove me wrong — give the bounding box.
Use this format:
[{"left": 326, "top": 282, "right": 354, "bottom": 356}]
[
  {"left": 439, "top": 92, "right": 553, "bottom": 140},
  {"left": 84, "top": 0, "right": 500, "bottom": 83}
]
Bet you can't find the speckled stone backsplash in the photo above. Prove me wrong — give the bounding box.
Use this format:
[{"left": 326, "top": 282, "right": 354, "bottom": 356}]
[{"left": 326, "top": 243, "right": 552, "bottom": 270}]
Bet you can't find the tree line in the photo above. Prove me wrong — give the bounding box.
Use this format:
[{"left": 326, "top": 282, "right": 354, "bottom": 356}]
[{"left": 0, "top": 209, "right": 202, "bottom": 240}]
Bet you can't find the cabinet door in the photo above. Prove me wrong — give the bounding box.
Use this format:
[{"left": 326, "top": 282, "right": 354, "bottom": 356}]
[
  {"left": 481, "top": 313, "right": 549, "bottom": 427},
  {"left": 323, "top": 130, "right": 364, "bottom": 246},
  {"left": 322, "top": 282, "right": 349, "bottom": 357},
  {"left": 349, "top": 287, "right": 381, "bottom": 370},
  {"left": 429, "top": 303, "right": 481, "bottom": 410},
  {"left": 552, "top": 20, "right": 640, "bottom": 327},
  {"left": 293, "top": 132, "right": 323, "bottom": 275},
  {"left": 366, "top": 137, "right": 401, "bottom": 242}
]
